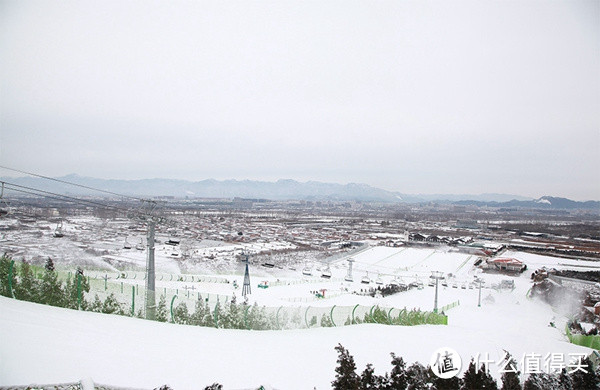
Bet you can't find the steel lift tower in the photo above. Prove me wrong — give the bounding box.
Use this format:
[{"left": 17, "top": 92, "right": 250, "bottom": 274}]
[
  {"left": 242, "top": 252, "right": 251, "bottom": 298},
  {"left": 134, "top": 200, "right": 163, "bottom": 321}
]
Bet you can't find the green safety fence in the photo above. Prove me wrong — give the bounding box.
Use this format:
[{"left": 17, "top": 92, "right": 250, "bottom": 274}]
[
  {"left": 566, "top": 325, "right": 600, "bottom": 350},
  {"left": 439, "top": 300, "right": 460, "bottom": 313},
  {"left": 202, "top": 303, "right": 448, "bottom": 330}
]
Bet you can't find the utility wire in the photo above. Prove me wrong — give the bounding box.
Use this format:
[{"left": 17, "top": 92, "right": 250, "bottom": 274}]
[
  {"left": 0, "top": 165, "right": 147, "bottom": 202},
  {"left": 2, "top": 181, "right": 132, "bottom": 214},
  {"left": 2, "top": 181, "right": 172, "bottom": 225}
]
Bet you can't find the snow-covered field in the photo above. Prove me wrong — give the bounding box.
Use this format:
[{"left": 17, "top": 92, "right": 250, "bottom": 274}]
[{"left": 1, "top": 240, "right": 598, "bottom": 389}]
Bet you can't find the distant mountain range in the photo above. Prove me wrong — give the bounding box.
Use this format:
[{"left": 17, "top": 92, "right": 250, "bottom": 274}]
[
  {"left": 453, "top": 196, "right": 600, "bottom": 210},
  {"left": 2, "top": 174, "right": 598, "bottom": 210}
]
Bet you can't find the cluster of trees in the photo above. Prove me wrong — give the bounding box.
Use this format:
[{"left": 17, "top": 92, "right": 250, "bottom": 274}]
[
  {"left": 156, "top": 294, "right": 296, "bottom": 330},
  {"left": 159, "top": 295, "right": 444, "bottom": 330},
  {"left": 1, "top": 255, "right": 140, "bottom": 316},
  {"left": 0, "top": 255, "right": 93, "bottom": 310},
  {"left": 1, "top": 254, "right": 447, "bottom": 330},
  {"left": 332, "top": 344, "right": 599, "bottom": 390}
]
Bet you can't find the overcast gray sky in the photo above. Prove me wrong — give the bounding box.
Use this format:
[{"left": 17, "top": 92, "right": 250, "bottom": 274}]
[{"left": 1, "top": 0, "right": 598, "bottom": 200}]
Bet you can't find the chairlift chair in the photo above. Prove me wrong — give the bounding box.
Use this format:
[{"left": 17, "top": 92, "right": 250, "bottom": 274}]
[
  {"left": 53, "top": 221, "right": 64, "bottom": 238},
  {"left": 361, "top": 271, "right": 371, "bottom": 284},
  {"left": 135, "top": 238, "right": 144, "bottom": 250},
  {"left": 0, "top": 183, "right": 10, "bottom": 217}
]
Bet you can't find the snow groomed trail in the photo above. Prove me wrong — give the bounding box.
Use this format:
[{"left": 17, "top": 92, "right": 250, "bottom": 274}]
[{"left": 0, "top": 292, "right": 590, "bottom": 390}]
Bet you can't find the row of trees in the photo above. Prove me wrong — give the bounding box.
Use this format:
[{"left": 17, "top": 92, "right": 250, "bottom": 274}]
[
  {"left": 0, "top": 255, "right": 144, "bottom": 316},
  {"left": 0, "top": 255, "right": 93, "bottom": 310},
  {"left": 332, "top": 344, "right": 599, "bottom": 390},
  {"left": 0, "top": 255, "right": 314, "bottom": 329},
  {"left": 161, "top": 294, "right": 445, "bottom": 330},
  {"left": 0, "top": 255, "right": 447, "bottom": 331}
]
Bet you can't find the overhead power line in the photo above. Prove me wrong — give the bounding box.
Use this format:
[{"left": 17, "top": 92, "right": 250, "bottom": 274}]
[
  {"left": 0, "top": 165, "right": 146, "bottom": 202},
  {"left": 1, "top": 181, "right": 131, "bottom": 214}
]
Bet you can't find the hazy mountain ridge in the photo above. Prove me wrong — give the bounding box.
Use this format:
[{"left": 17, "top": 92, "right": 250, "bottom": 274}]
[
  {"left": 454, "top": 196, "right": 600, "bottom": 210},
  {"left": 2, "top": 175, "right": 598, "bottom": 208}
]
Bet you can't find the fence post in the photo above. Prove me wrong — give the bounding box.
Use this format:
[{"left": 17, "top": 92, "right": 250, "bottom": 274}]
[
  {"left": 330, "top": 305, "right": 337, "bottom": 327},
  {"left": 77, "top": 272, "right": 82, "bottom": 310},
  {"left": 213, "top": 302, "right": 219, "bottom": 328},
  {"left": 370, "top": 305, "right": 378, "bottom": 324},
  {"left": 387, "top": 308, "right": 394, "bottom": 325},
  {"left": 104, "top": 274, "right": 107, "bottom": 291},
  {"left": 121, "top": 282, "right": 123, "bottom": 293},
  {"left": 131, "top": 285, "right": 135, "bottom": 316},
  {"left": 352, "top": 304, "right": 360, "bottom": 324},
  {"left": 170, "top": 295, "right": 178, "bottom": 323},
  {"left": 304, "top": 306, "right": 311, "bottom": 328},
  {"left": 8, "top": 260, "right": 15, "bottom": 298}
]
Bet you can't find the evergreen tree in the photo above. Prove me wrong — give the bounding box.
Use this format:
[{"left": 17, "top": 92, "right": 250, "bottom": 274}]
[
  {"left": 156, "top": 295, "right": 168, "bottom": 322},
  {"left": 172, "top": 301, "right": 190, "bottom": 324},
  {"left": 332, "top": 344, "right": 360, "bottom": 390},
  {"left": 64, "top": 267, "right": 90, "bottom": 310},
  {"left": 190, "top": 297, "right": 206, "bottom": 326},
  {"left": 246, "top": 302, "right": 260, "bottom": 330},
  {"left": 227, "top": 296, "right": 244, "bottom": 329},
  {"left": 213, "top": 300, "right": 222, "bottom": 328},
  {"left": 406, "top": 362, "right": 432, "bottom": 390},
  {"left": 45, "top": 257, "right": 55, "bottom": 272},
  {"left": 361, "top": 363, "right": 383, "bottom": 390},
  {"left": 218, "top": 300, "right": 233, "bottom": 329},
  {"left": 461, "top": 360, "right": 498, "bottom": 390},
  {"left": 0, "top": 255, "right": 17, "bottom": 298},
  {"left": 433, "top": 375, "right": 462, "bottom": 390},
  {"left": 102, "top": 293, "right": 123, "bottom": 314},
  {"left": 570, "top": 357, "right": 599, "bottom": 389},
  {"left": 89, "top": 294, "right": 103, "bottom": 312},
  {"left": 500, "top": 353, "right": 521, "bottom": 390},
  {"left": 39, "top": 258, "right": 64, "bottom": 307},
  {"left": 15, "top": 260, "right": 39, "bottom": 302},
  {"left": 558, "top": 368, "right": 573, "bottom": 390},
  {"left": 321, "top": 313, "right": 334, "bottom": 327},
  {"left": 523, "top": 373, "right": 560, "bottom": 390},
  {"left": 388, "top": 352, "right": 408, "bottom": 389},
  {"left": 203, "top": 301, "right": 213, "bottom": 327}
]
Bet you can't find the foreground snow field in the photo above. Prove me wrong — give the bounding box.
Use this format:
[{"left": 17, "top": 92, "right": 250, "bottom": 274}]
[{"left": 0, "top": 288, "right": 591, "bottom": 390}]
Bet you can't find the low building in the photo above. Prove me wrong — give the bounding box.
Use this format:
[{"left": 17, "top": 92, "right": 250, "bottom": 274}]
[{"left": 483, "top": 257, "right": 527, "bottom": 273}]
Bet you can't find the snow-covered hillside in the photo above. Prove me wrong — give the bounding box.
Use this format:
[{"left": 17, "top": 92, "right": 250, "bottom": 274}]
[{"left": 0, "top": 284, "right": 591, "bottom": 390}]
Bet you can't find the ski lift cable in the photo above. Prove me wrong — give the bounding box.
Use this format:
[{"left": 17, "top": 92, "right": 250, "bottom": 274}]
[
  {"left": 2, "top": 182, "right": 177, "bottom": 233},
  {"left": 0, "top": 165, "right": 146, "bottom": 202},
  {"left": 1, "top": 182, "right": 131, "bottom": 213}
]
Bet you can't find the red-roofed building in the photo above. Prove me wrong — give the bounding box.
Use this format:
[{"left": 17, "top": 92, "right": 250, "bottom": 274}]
[{"left": 484, "top": 258, "right": 526, "bottom": 273}]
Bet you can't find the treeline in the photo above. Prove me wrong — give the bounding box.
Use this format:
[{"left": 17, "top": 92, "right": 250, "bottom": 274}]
[
  {"left": 0, "top": 255, "right": 443, "bottom": 330},
  {"left": 332, "top": 344, "right": 599, "bottom": 390},
  {"left": 0, "top": 255, "right": 278, "bottom": 324},
  {"left": 160, "top": 294, "right": 444, "bottom": 329},
  {"left": 0, "top": 255, "right": 95, "bottom": 310},
  {"left": 0, "top": 255, "right": 136, "bottom": 315}
]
